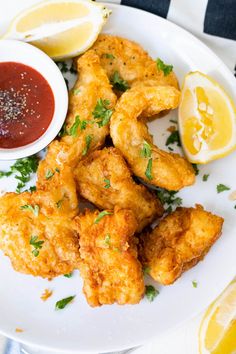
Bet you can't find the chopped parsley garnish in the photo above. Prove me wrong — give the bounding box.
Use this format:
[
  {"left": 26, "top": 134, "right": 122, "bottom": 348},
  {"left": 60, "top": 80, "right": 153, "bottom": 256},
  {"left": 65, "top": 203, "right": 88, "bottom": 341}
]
[
  {"left": 55, "top": 168, "right": 60, "bottom": 173},
  {"left": 104, "top": 234, "right": 111, "bottom": 245},
  {"left": 192, "top": 163, "right": 199, "bottom": 176},
  {"left": 94, "top": 210, "right": 113, "bottom": 224},
  {"left": 45, "top": 169, "right": 54, "bottom": 180},
  {"left": 29, "top": 186, "right": 36, "bottom": 192},
  {"left": 140, "top": 141, "right": 152, "bottom": 158},
  {"left": 55, "top": 295, "right": 75, "bottom": 310},
  {"left": 64, "top": 273, "right": 73, "bottom": 278},
  {"left": 143, "top": 266, "right": 150, "bottom": 275},
  {"left": 145, "top": 158, "right": 153, "bottom": 181},
  {"left": 20, "top": 204, "right": 40, "bottom": 216},
  {"left": 58, "top": 122, "right": 67, "bottom": 138},
  {"left": 57, "top": 61, "right": 68, "bottom": 73},
  {"left": 56, "top": 199, "right": 63, "bottom": 208},
  {"left": 217, "top": 184, "right": 230, "bottom": 193},
  {"left": 30, "top": 235, "right": 44, "bottom": 257},
  {"left": 82, "top": 135, "right": 92, "bottom": 156},
  {"left": 192, "top": 280, "right": 198, "bottom": 288},
  {"left": 145, "top": 285, "right": 159, "bottom": 302},
  {"left": 156, "top": 58, "right": 173, "bottom": 76},
  {"left": 202, "top": 174, "right": 209, "bottom": 182},
  {"left": 169, "top": 119, "right": 177, "bottom": 124},
  {"left": 68, "top": 115, "right": 87, "bottom": 136},
  {"left": 110, "top": 71, "right": 129, "bottom": 92},
  {"left": 69, "top": 63, "right": 77, "bottom": 74},
  {"left": 156, "top": 188, "right": 182, "bottom": 213},
  {"left": 92, "top": 99, "right": 113, "bottom": 127},
  {"left": 104, "top": 53, "right": 115, "bottom": 59},
  {"left": 166, "top": 130, "right": 181, "bottom": 147},
  {"left": 73, "top": 88, "right": 81, "bottom": 95},
  {"left": 0, "top": 155, "right": 39, "bottom": 193},
  {"left": 104, "top": 178, "right": 111, "bottom": 189}
]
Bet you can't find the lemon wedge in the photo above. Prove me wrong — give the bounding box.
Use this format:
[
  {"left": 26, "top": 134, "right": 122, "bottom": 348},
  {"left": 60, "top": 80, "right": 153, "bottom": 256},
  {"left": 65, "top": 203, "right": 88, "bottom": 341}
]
[
  {"left": 199, "top": 280, "right": 236, "bottom": 354},
  {"left": 2, "top": 0, "right": 110, "bottom": 60},
  {"left": 178, "top": 71, "right": 236, "bottom": 163}
]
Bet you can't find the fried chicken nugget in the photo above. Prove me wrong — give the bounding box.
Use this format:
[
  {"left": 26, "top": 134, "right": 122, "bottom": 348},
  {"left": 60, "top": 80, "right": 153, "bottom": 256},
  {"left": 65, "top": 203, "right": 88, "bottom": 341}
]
[
  {"left": 0, "top": 191, "right": 80, "bottom": 278},
  {"left": 139, "top": 205, "right": 224, "bottom": 285},
  {"left": 110, "top": 85, "right": 195, "bottom": 191},
  {"left": 37, "top": 50, "right": 117, "bottom": 195},
  {"left": 92, "top": 34, "right": 178, "bottom": 89},
  {"left": 75, "top": 207, "right": 145, "bottom": 306},
  {"left": 75, "top": 147, "right": 164, "bottom": 232}
]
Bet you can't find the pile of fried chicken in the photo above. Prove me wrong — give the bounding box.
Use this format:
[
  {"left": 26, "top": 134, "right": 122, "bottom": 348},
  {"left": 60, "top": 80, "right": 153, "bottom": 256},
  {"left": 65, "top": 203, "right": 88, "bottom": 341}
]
[{"left": 0, "top": 35, "right": 224, "bottom": 307}]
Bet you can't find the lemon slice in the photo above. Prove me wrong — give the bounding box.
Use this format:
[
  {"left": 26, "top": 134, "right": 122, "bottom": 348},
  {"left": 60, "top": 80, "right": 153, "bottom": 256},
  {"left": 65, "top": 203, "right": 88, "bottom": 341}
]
[
  {"left": 199, "top": 280, "right": 236, "bottom": 354},
  {"left": 2, "top": 0, "right": 110, "bottom": 60},
  {"left": 178, "top": 71, "right": 236, "bottom": 163}
]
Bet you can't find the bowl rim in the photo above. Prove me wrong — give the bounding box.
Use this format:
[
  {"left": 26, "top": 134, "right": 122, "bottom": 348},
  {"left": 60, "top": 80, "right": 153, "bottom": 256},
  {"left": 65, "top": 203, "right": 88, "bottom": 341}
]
[{"left": 0, "top": 39, "right": 68, "bottom": 160}]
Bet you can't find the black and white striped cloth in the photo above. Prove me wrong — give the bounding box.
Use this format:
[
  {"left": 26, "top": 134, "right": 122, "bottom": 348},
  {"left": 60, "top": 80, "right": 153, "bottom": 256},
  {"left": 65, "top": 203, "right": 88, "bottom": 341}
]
[{"left": 106, "top": 0, "right": 236, "bottom": 76}]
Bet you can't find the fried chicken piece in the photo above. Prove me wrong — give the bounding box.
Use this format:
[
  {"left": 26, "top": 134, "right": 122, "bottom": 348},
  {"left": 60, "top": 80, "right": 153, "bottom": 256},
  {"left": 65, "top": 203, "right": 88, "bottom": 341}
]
[
  {"left": 75, "top": 207, "right": 145, "bottom": 306},
  {"left": 75, "top": 147, "right": 163, "bottom": 232},
  {"left": 110, "top": 85, "right": 195, "bottom": 191},
  {"left": 139, "top": 205, "right": 224, "bottom": 285},
  {"left": 37, "top": 50, "right": 117, "bottom": 196},
  {"left": 0, "top": 191, "right": 80, "bottom": 278},
  {"left": 92, "top": 34, "right": 178, "bottom": 89}
]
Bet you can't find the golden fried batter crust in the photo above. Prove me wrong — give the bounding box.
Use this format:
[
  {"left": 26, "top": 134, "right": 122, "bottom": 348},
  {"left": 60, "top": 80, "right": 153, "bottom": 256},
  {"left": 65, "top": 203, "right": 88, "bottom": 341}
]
[
  {"left": 92, "top": 34, "right": 179, "bottom": 89},
  {"left": 110, "top": 85, "right": 195, "bottom": 190},
  {"left": 37, "top": 50, "right": 117, "bottom": 196},
  {"left": 139, "top": 205, "right": 224, "bottom": 285},
  {"left": 75, "top": 147, "right": 164, "bottom": 232},
  {"left": 0, "top": 191, "right": 80, "bottom": 278},
  {"left": 75, "top": 207, "right": 145, "bottom": 306}
]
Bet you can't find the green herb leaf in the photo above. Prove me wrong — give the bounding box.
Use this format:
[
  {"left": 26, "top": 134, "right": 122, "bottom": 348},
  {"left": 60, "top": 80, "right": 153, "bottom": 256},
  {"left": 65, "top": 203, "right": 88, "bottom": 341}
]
[
  {"left": 20, "top": 204, "right": 40, "bottom": 216},
  {"left": 45, "top": 169, "right": 54, "bottom": 180},
  {"left": 192, "top": 280, "right": 198, "bottom": 288},
  {"left": 156, "top": 188, "right": 182, "bottom": 213},
  {"left": 73, "top": 88, "right": 81, "bottom": 95},
  {"left": 104, "top": 234, "right": 111, "bottom": 245},
  {"left": 64, "top": 273, "right": 73, "bottom": 278},
  {"left": 92, "top": 99, "right": 113, "bottom": 128},
  {"left": 140, "top": 141, "right": 152, "bottom": 158},
  {"left": 55, "top": 295, "right": 75, "bottom": 310},
  {"left": 143, "top": 266, "right": 150, "bottom": 275},
  {"left": 58, "top": 122, "right": 67, "bottom": 138},
  {"left": 0, "top": 171, "right": 12, "bottom": 178},
  {"left": 55, "top": 168, "right": 60, "bottom": 173},
  {"left": 30, "top": 235, "right": 44, "bottom": 257},
  {"left": 104, "top": 178, "right": 111, "bottom": 189},
  {"left": 110, "top": 71, "right": 129, "bottom": 92},
  {"left": 82, "top": 135, "right": 92, "bottom": 156},
  {"left": 57, "top": 61, "right": 68, "bottom": 73},
  {"left": 169, "top": 119, "right": 177, "bottom": 124},
  {"left": 29, "top": 186, "right": 36, "bottom": 192},
  {"left": 56, "top": 199, "right": 63, "bottom": 208},
  {"left": 104, "top": 53, "right": 115, "bottom": 59},
  {"left": 166, "top": 130, "right": 181, "bottom": 146},
  {"left": 94, "top": 210, "right": 113, "bottom": 224},
  {"left": 145, "top": 158, "right": 153, "bottom": 181},
  {"left": 192, "top": 163, "right": 199, "bottom": 176},
  {"left": 145, "top": 285, "right": 159, "bottom": 302},
  {"left": 156, "top": 58, "right": 173, "bottom": 76},
  {"left": 202, "top": 174, "right": 209, "bottom": 182},
  {"left": 217, "top": 184, "right": 230, "bottom": 193},
  {"left": 0, "top": 155, "right": 39, "bottom": 193},
  {"left": 68, "top": 115, "right": 87, "bottom": 137}
]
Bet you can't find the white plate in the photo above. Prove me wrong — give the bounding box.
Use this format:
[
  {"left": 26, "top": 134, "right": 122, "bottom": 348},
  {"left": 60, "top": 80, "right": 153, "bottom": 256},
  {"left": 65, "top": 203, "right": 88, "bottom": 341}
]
[{"left": 0, "top": 1, "right": 236, "bottom": 353}]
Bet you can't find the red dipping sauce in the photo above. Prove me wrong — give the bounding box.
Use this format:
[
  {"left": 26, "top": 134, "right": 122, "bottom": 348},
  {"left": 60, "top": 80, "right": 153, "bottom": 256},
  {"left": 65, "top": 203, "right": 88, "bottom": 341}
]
[{"left": 0, "top": 62, "right": 55, "bottom": 149}]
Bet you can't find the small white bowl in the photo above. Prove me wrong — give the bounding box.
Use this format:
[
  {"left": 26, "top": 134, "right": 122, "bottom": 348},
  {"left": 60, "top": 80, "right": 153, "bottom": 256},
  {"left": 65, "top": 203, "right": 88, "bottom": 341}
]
[{"left": 0, "top": 40, "right": 68, "bottom": 160}]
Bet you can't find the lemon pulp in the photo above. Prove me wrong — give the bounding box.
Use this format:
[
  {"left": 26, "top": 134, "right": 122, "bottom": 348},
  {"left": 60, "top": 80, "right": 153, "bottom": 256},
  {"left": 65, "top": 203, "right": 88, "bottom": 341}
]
[
  {"left": 32, "top": 22, "right": 93, "bottom": 57},
  {"left": 16, "top": 3, "right": 90, "bottom": 32}
]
